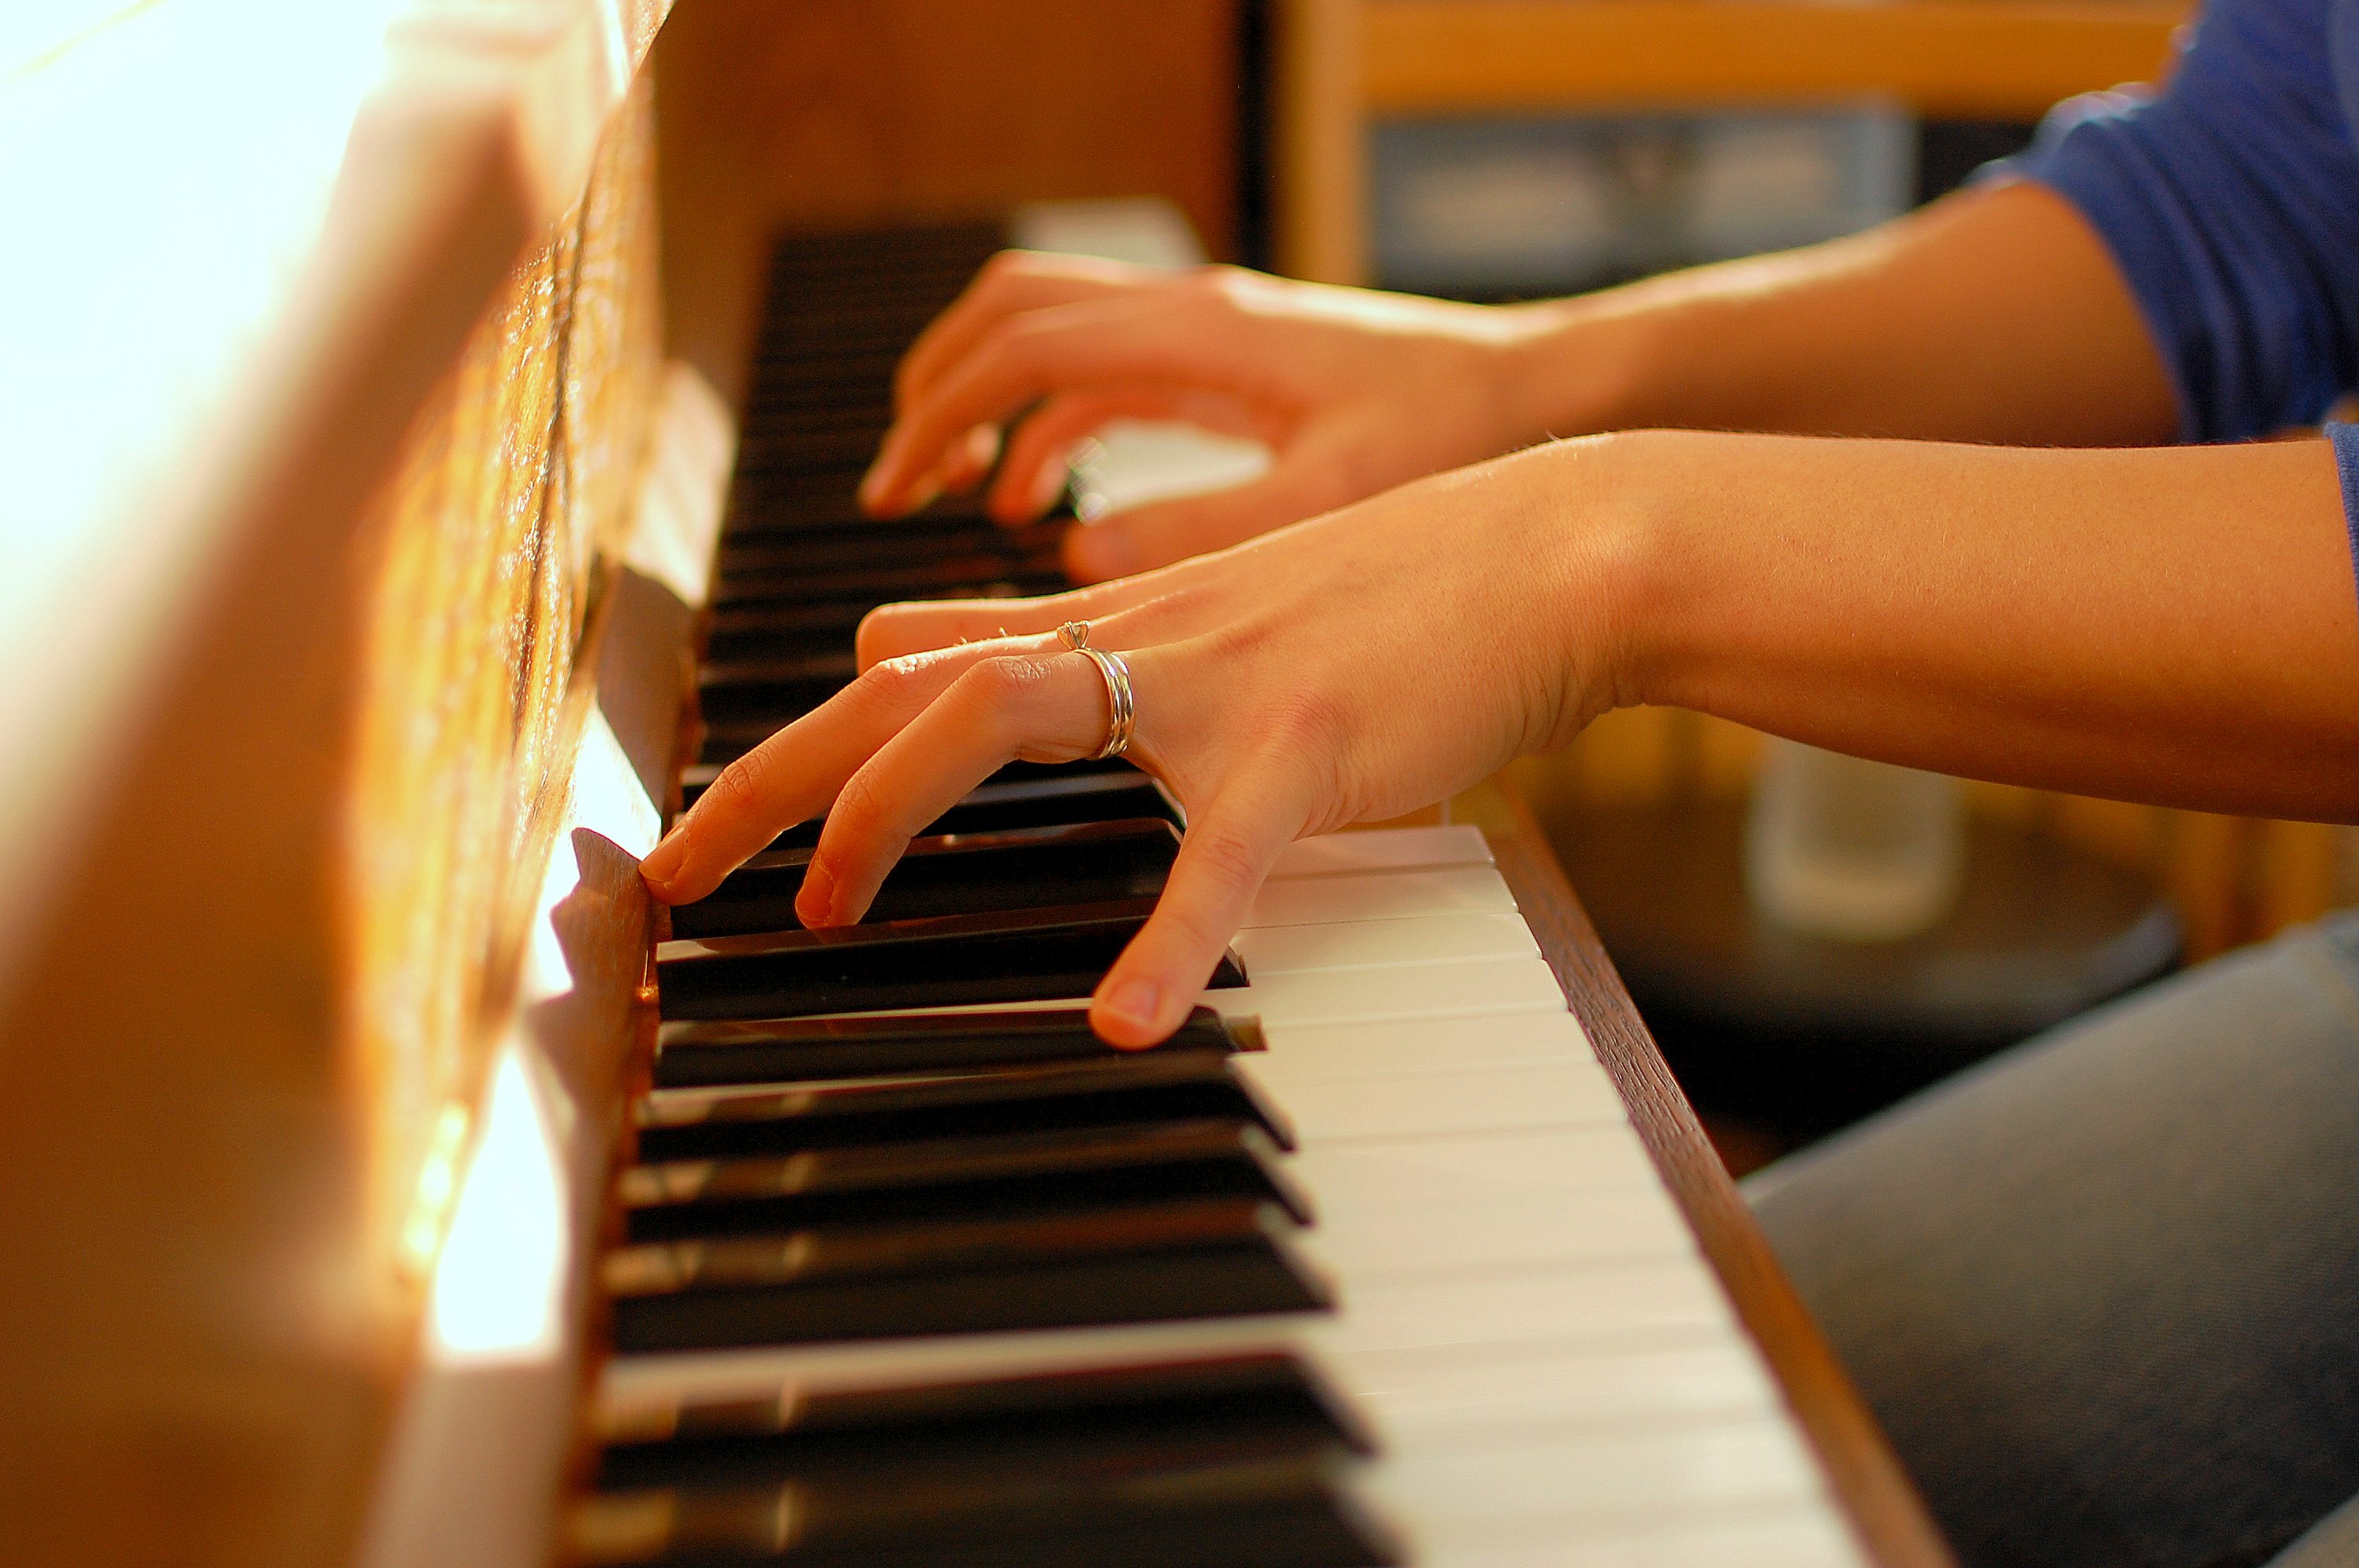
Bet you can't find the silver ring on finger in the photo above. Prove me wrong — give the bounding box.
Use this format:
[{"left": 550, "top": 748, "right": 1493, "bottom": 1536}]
[{"left": 1058, "top": 619, "right": 1134, "bottom": 760}]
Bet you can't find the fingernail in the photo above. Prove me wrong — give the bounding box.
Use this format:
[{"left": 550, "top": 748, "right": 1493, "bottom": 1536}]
[
  {"left": 639, "top": 829, "right": 688, "bottom": 891},
  {"left": 796, "top": 857, "right": 837, "bottom": 927},
  {"left": 1100, "top": 976, "right": 1160, "bottom": 1031}
]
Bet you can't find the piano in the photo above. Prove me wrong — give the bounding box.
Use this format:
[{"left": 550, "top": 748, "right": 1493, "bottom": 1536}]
[{"left": 0, "top": 5, "right": 1954, "bottom": 1566}]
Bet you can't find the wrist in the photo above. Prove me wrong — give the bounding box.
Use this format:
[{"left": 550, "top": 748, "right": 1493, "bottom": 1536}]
[
  {"left": 1485, "top": 428, "right": 1694, "bottom": 747},
  {"left": 1489, "top": 296, "right": 1667, "bottom": 447}
]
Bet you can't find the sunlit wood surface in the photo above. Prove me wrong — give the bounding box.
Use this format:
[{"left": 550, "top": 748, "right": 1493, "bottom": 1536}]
[{"left": 0, "top": 3, "right": 665, "bottom": 1560}]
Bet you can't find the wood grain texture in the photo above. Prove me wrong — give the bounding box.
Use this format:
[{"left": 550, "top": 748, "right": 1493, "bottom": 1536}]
[
  {"left": 1461, "top": 776, "right": 1959, "bottom": 1568},
  {"left": 0, "top": 8, "right": 671, "bottom": 1559},
  {"left": 1364, "top": 0, "right": 2186, "bottom": 119},
  {"left": 348, "top": 74, "right": 666, "bottom": 1285}
]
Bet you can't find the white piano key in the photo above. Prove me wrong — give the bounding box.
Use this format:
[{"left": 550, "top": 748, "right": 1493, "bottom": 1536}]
[
  {"left": 1332, "top": 1334, "right": 1783, "bottom": 1442},
  {"left": 1423, "top": 1504, "right": 1866, "bottom": 1568},
  {"left": 1250, "top": 1011, "right": 1599, "bottom": 1080},
  {"left": 1295, "top": 1136, "right": 1696, "bottom": 1276},
  {"left": 1316, "top": 1256, "right": 1733, "bottom": 1357},
  {"left": 1365, "top": 1417, "right": 1822, "bottom": 1536},
  {"left": 1233, "top": 909, "right": 1539, "bottom": 975},
  {"left": 1244, "top": 865, "right": 1518, "bottom": 929},
  {"left": 1294, "top": 1127, "right": 1664, "bottom": 1212},
  {"left": 1211, "top": 955, "right": 1569, "bottom": 1027},
  {"left": 601, "top": 826, "right": 1866, "bottom": 1565},
  {"left": 1299, "top": 1186, "right": 1693, "bottom": 1277},
  {"left": 1239, "top": 1059, "right": 1627, "bottom": 1141},
  {"left": 1267, "top": 824, "right": 1493, "bottom": 878}
]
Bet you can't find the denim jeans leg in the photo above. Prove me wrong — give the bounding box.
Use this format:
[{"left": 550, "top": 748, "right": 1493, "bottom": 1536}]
[{"left": 1745, "top": 913, "right": 2359, "bottom": 1568}]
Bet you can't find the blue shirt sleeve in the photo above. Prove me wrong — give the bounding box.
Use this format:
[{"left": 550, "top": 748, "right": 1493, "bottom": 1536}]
[
  {"left": 1995, "top": 0, "right": 2359, "bottom": 442},
  {"left": 2328, "top": 422, "right": 2359, "bottom": 556}
]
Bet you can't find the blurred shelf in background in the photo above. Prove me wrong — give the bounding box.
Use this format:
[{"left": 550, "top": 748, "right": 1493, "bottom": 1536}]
[{"left": 1274, "top": 0, "right": 2189, "bottom": 285}]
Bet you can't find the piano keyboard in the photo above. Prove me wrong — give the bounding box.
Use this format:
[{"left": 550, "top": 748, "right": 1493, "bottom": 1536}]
[
  {"left": 594, "top": 826, "right": 1868, "bottom": 1565},
  {"left": 572, "top": 224, "right": 1868, "bottom": 1566}
]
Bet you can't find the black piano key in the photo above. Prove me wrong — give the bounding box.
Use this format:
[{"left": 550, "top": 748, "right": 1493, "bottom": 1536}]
[
  {"left": 652, "top": 1004, "right": 1238, "bottom": 1087},
  {"left": 605, "top": 1198, "right": 1329, "bottom": 1351},
  {"left": 620, "top": 1117, "right": 1311, "bottom": 1241},
  {"left": 678, "top": 758, "right": 1152, "bottom": 812},
  {"left": 715, "top": 517, "right": 1062, "bottom": 579},
  {"left": 701, "top": 603, "right": 870, "bottom": 665},
  {"left": 692, "top": 656, "right": 857, "bottom": 732},
  {"left": 587, "top": 1359, "right": 1392, "bottom": 1566},
  {"left": 653, "top": 898, "right": 1246, "bottom": 1021},
  {"left": 668, "top": 819, "right": 1181, "bottom": 939},
  {"left": 708, "top": 553, "right": 1066, "bottom": 609},
  {"left": 685, "top": 771, "right": 1178, "bottom": 850},
  {"left": 720, "top": 472, "right": 874, "bottom": 535},
  {"left": 599, "top": 1352, "right": 1372, "bottom": 1463},
  {"left": 633, "top": 1046, "right": 1294, "bottom": 1161},
  {"left": 573, "top": 1457, "right": 1398, "bottom": 1568}
]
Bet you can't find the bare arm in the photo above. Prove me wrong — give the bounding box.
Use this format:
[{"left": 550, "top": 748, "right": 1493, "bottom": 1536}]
[
  {"left": 1614, "top": 430, "right": 2356, "bottom": 817},
  {"left": 862, "top": 181, "right": 2179, "bottom": 578},
  {"left": 1502, "top": 180, "right": 2180, "bottom": 448},
  {"left": 645, "top": 426, "right": 2359, "bottom": 1044}
]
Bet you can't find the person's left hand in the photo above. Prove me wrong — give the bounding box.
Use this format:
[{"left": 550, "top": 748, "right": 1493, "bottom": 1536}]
[{"left": 638, "top": 436, "right": 1648, "bottom": 1045}]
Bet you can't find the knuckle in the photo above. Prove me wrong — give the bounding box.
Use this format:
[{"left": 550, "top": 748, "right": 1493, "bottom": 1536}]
[
  {"left": 1262, "top": 686, "right": 1355, "bottom": 762},
  {"left": 976, "top": 249, "right": 1025, "bottom": 287},
  {"left": 852, "top": 652, "right": 936, "bottom": 712},
  {"left": 1158, "top": 911, "right": 1228, "bottom": 964},
  {"left": 1193, "top": 263, "right": 1244, "bottom": 299},
  {"left": 958, "top": 653, "right": 1056, "bottom": 710},
  {"left": 1181, "top": 825, "right": 1267, "bottom": 902},
  {"left": 708, "top": 747, "right": 775, "bottom": 818},
  {"left": 827, "top": 765, "right": 889, "bottom": 839},
  {"left": 998, "top": 316, "right": 1070, "bottom": 376},
  {"left": 852, "top": 606, "right": 900, "bottom": 666}
]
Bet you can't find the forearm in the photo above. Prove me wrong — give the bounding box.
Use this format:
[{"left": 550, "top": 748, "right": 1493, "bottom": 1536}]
[
  {"left": 1498, "top": 181, "right": 2181, "bottom": 449},
  {"left": 1594, "top": 430, "right": 2359, "bottom": 820}
]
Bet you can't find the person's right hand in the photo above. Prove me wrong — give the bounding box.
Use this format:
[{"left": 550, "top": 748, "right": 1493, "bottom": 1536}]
[
  {"left": 647, "top": 432, "right": 1655, "bottom": 1044},
  {"left": 857, "top": 252, "right": 1558, "bottom": 582}
]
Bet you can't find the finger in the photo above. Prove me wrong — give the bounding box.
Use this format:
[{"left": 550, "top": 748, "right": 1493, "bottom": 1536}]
[
  {"left": 801, "top": 649, "right": 1127, "bottom": 926},
  {"left": 1062, "top": 449, "right": 1347, "bottom": 582},
  {"left": 638, "top": 638, "right": 1034, "bottom": 903},
  {"left": 854, "top": 568, "right": 1220, "bottom": 667},
  {"left": 987, "top": 385, "right": 1275, "bottom": 526},
  {"left": 933, "top": 421, "right": 1007, "bottom": 498},
  {"left": 863, "top": 292, "right": 1270, "bottom": 517},
  {"left": 894, "top": 251, "right": 1147, "bottom": 409},
  {"left": 1089, "top": 777, "right": 1310, "bottom": 1047},
  {"left": 987, "top": 390, "right": 1187, "bottom": 524}
]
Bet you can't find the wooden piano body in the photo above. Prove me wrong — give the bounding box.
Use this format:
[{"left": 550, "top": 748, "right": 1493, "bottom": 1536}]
[{"left": 0, "top": 4, "right": 1946, "bottom": 1563}]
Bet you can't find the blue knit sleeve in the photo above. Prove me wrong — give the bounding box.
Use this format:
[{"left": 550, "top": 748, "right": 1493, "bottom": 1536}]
[
  {"left": 1994, "top": 0, "right": 2359, "bottom": 442},
  {"left": 2328, "top": 423, "right": 2359, "bottom": 561}
]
